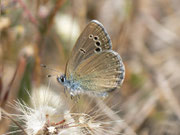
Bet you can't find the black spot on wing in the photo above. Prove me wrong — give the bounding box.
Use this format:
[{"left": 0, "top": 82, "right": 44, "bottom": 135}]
[
  {"left": 91, "top": 20, "right": 112, "bottom": 49},
  {"left": 107, "top": 87, "right": 117, "bottom": 92},
  {"left": 79, "top": 48, "right": 86, "bottom": 54},
  {"left": 95, "top": 41, "right": 101, "bottom": 46}
]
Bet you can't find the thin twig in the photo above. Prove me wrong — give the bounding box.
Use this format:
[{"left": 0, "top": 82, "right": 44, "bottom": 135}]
[
  {"left": 14, "top": 0, "right": 37, "bottom": 25},
  {"left": 0, "top": 108, "right": 28, "bottom": 135},
  {"left": 95, "top": 98, "right": 137, "bottom": 135},
  {"left": 44, "top": 0, "right": 66, "bottom": 35},
  {"left": 127, "top": 91, "right": 159, "bottom": 130},
  {"left": 132, "top": 19, "right": 180, "bottom": 120},
  {"left": 0, "top": 56, "right": 26, "bottom": 107}
]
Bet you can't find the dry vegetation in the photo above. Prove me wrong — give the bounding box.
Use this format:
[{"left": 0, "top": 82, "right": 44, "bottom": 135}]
[{"left": 1, "top": 0, "right": 180, "bottom": 135}]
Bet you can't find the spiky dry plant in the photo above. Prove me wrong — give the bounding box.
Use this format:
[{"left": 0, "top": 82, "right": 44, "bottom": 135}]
[
  {"left": 3, "top": 85, "right": 122, "bottom": 135},
  {"left": 151, "top": 112, "right": 180, "bottom": 135}
]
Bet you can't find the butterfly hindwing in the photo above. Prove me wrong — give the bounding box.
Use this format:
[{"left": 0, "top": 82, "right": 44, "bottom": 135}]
[{"left": 72, "top": 50, "right": 125, "bottom": 93}]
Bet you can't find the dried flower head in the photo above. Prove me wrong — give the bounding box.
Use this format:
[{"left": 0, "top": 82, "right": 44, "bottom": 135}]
[{"left": 7, "top": 86, "right": 122, "bottom": 135}]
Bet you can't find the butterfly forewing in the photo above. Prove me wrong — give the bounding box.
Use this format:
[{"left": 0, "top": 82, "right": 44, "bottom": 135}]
[
  {"left": 65, "top": 20, "right": 112, "bottom": 78},
  {"left": 73, "top": 50, "right": 125, "bottom": 92}
]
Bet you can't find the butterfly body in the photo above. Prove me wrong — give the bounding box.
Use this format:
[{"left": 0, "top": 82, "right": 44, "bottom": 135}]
[
  {"left": 57, "top": 74, "right": 82, "bottom": 96},
  {"left": 57, "top": 74, "right": 109, "bottom": 97},
  {"left": 57, "top": 20, "right": 125, "bottom": 97}
]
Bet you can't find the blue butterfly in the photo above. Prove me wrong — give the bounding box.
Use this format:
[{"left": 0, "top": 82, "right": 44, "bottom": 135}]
[{"left": 57, "top": 20, "right": 125, "bottom": 97}]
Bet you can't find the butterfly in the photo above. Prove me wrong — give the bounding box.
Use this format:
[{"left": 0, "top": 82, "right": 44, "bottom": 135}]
[{"left": 57, "top": 20, "right": 125, "bottom": 97}]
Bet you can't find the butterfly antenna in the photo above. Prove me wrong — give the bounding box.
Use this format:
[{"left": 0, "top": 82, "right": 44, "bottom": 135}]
[
  {"left": 41, "top": 64, "right": 60, "bottom": 74},
  {"left": 47, "top": 74, "right": 58, "bottom": 78}
]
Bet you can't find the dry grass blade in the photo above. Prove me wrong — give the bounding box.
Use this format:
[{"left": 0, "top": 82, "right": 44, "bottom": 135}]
[
  {"left": 95, "top": 98, "right": 137, "bottom": 135},
  {"left": 0, "top": 108, "right": 28, "bottom": 135}
]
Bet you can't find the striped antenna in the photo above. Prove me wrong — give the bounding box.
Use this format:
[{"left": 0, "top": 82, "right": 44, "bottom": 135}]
[{"left": 41, "top": 64, "right": 60, "bottom": 74}]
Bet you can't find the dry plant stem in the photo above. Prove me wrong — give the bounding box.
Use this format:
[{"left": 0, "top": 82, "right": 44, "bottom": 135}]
[
  {"left": 52, "top": 35, "right": 66, "bottom": 65},
  {"left": 0, "top": 64, "right": 18, "bottom": 106},
  {"left": 128, "top": 91, "right": 159, "bottom": 130},
  {"left": 0, "top": 0, "right": 1, "bottom": 14},
  {"left": 114, "top": 21, "right": 128, "bottom": 51},
  {"left": 142, "top": 15, "right": 179, "bottom": 44},
  {"left": 0, "top": 56, "right": 25, "bottom": 107},
  {"left": 44, "top": 0, "right": 66, "bottom": 35},
  {"left": 138, "top": 42, "right": 180, "bottom": 119},
  {"left": 0, "top": 56, "right": 27, "bottom": 134},
  {"left": 130, "top": 8, "right": 180, "bottom": 123},
  {"left": 0, "top": 108, "right": 28, "bottom": 135},
  {"left": 95, "top": 98, "right": 137, "bottom": 135},
  {"left": 121, "top": 87, "right": 159, "bottom": 130},
  {"left": 36, "top": 0, "right": 66, "bottom": 62},
  {"left": 38, "top": 0, "right": 66, "bottom": 45},
  {"left": 34, "top": 0, "right": 66, "bottom": 85},
  {"left": 156, "top": 72, "right": 180, "bottom": 119},
  {"left": 14, "top": 0, "right": 37, "bottom": 25},
  {"left": 134, "top": 24, "right": 180, "bottom": 120},
  {"left": 0, "top": 75, "right": 2, "bottom": 100}
]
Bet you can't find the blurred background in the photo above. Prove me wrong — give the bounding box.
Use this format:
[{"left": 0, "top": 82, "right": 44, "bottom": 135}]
[{"left": 1, "top": 0, "right": 180, "bottom": 134}]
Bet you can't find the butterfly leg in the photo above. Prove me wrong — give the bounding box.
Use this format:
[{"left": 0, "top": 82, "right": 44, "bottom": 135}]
[
  {"left": 96, "top": 92, "right": 108, "bottom": 98},
  {"left": 70, "top": 90, "right": 75, "bottom": 99},
  {"left": 71, "top": 95, "right": 79, "bottom": 103},
  {"left": 69, "top": 91, "right": 79, "bottom": 102},
  {"left": 71, "top": 95, "right": 73, "bottom": 99},
  {"left": 77, "top": 94, "right": 80, "bottom": 99},
  {"left": 64, "top": 87, "right": 68, "bottom": 97}
]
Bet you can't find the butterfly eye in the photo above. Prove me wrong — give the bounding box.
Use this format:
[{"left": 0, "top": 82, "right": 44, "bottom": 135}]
[
  {"left": 59, "top": 75, "right": 66, "bottom": 83},
  {"left": 61, "top": 77, "right": 64, "bottom": 82}
]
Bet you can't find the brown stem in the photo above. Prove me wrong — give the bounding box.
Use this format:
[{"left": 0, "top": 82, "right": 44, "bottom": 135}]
[
  {"left": 0, "top": 56, "right": 26, "bottom": 107},
  {"left": 44, "top": 0, "right": 66, "bottom": 35},
  {"left": 14, "top": 0, "right": 38, "bottom": 25},
  {"left": 1, "top": 108, "right": 28, "bottom": 135}
]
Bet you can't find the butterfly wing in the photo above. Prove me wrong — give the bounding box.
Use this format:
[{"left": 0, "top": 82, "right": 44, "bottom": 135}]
[
  {"left": 65, "top": 20, "right": 125, "bottom": 93},
  {"left": 72, "top": 50, "right": 125, "bottom": 92},
  {"left": 65, "top": 20, "right": 112, "bottom": 78}
]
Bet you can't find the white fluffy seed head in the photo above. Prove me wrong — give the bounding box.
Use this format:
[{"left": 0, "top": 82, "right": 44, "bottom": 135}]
[
  {"left": 10, "top": 86, "right": 122, "bottom": 135},
  {"left": 14, "top": 86, "right": 68, "bottom": 135}
]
